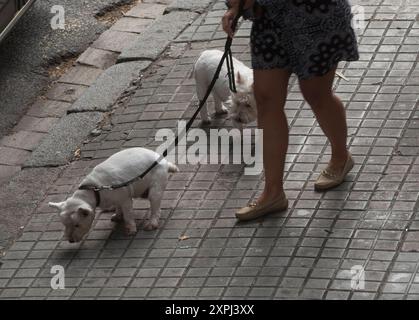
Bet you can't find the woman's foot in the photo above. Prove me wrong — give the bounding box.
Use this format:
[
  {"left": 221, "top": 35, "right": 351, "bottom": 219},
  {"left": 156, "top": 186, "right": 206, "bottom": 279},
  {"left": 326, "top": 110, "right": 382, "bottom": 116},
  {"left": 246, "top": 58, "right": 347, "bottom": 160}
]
[
  {"left": 236, "top": 191, "right": 288, "bottom": 221},
  {"left": 315, "top": 151, "right": 354, "bottom": 191}
]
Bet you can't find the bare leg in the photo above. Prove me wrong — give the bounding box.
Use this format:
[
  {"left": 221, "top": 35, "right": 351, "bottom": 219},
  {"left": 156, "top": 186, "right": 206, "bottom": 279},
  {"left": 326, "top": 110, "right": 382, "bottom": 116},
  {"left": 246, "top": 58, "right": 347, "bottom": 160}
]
[
  {"left": 254, "top": 68, "right": 292, "bottom": 204},
  {"left": 299, "top": 67, "right": 349, "bottom": 170}
]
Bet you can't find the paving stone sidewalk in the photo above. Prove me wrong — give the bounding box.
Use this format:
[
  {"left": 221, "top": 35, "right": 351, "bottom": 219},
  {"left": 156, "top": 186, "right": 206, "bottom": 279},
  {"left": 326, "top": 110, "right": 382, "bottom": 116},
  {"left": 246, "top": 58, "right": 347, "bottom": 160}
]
[{"left": 1, "top": 0, "right": 419, "bottom": 299}]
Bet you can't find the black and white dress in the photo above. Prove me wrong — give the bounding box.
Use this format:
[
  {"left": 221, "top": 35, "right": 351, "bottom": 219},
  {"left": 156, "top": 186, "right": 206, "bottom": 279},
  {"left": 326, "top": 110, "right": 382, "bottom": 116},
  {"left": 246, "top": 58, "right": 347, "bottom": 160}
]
[{"left": 251, "top": 0, "right": 359, "bottom": 79}]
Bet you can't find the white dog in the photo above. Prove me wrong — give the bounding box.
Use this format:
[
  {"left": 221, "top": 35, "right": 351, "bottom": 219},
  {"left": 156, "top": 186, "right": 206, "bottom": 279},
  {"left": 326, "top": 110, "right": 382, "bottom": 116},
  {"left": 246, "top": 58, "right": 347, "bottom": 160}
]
[
  {"left": 194, "top": 49, "right": 257, "bottom": 128},
  {"left": 49, "top": 148, "right": 179, "bottom": 243}
]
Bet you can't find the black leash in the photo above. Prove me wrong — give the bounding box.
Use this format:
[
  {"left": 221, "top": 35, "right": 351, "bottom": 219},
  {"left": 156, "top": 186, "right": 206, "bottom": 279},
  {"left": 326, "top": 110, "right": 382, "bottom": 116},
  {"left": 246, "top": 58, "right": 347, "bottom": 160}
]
[
  {"left": 226, "top": 46, "right": 237, "bottom": 93},
  {"left": 79, "top": 0, "right": 246, "bottom": 203}
]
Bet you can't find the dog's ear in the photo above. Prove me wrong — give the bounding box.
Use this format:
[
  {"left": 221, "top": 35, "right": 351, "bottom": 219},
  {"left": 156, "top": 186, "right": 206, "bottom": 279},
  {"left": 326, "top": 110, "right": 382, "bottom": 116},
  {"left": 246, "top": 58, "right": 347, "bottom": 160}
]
[{"left": 49, "top": 202, "right": 65, "bottom": 211}]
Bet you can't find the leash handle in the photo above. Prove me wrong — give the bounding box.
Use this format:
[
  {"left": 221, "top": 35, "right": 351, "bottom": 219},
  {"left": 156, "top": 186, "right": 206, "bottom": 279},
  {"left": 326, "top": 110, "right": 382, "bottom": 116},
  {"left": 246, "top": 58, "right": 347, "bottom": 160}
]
[
  {"left": 225, "top": 0, "right": 246, "bottom": 93},
  {"left": 233, "top": 0, "right": 246, "bottom": 34}
]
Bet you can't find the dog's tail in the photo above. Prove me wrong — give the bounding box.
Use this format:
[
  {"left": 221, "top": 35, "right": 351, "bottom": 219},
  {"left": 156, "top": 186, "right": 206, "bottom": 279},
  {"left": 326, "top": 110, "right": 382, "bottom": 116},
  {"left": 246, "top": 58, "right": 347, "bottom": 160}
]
[{"left": 168, "top": 162, "right": 179, "bottom": 173}]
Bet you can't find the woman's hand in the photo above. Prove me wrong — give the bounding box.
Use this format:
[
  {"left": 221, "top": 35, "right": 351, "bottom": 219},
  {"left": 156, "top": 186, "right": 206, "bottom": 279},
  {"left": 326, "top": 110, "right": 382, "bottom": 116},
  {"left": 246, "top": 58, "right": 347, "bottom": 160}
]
[{"left": 222, "top": 0, "right": 255, "bottom": 38}]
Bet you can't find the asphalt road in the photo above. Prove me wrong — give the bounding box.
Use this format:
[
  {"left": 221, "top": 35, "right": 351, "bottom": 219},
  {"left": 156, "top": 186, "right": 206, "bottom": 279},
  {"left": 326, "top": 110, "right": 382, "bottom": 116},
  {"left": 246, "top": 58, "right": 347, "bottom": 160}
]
[{"left": 0, "top": 0, "right": 132, "bottom": 136}]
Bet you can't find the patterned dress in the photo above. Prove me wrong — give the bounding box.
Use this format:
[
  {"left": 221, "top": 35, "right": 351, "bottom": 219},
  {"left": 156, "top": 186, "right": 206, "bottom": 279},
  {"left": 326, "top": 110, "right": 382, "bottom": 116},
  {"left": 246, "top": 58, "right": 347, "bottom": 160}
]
[{"left": 251, "top": 0, "right": 359, "bottom": 79}]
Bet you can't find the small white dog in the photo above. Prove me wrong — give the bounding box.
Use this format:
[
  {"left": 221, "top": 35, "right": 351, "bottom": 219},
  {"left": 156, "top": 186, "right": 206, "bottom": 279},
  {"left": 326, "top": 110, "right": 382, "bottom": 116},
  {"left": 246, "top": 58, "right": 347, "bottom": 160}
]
[
  {"left": 194, "top": 49, "right": 257, "bottom": 128},
  {"left": 49, "top": 148, "right": 179, "bottom": 243}
]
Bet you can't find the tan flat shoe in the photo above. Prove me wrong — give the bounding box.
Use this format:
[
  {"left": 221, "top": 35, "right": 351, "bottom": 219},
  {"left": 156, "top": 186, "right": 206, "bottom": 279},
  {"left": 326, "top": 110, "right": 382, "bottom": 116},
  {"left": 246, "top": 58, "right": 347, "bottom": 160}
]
[
  {"left": 236, "top": 194, "right": 288, "bottom": 221},
  {"left": 315, "top": 152, "right": 354, "bottom": 191}
]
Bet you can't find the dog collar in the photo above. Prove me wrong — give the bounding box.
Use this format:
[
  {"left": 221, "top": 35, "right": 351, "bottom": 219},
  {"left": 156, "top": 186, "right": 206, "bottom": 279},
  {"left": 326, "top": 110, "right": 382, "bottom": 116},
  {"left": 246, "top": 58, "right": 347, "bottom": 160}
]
[{"left": 79, "top": 185, "right": 101, "bottom": 207}]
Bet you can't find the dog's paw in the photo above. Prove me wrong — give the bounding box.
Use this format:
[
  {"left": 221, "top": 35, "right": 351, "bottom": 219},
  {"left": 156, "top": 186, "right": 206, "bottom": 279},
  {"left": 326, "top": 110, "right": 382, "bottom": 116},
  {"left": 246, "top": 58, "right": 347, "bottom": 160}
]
[
  {"left": 111, "top": 213, "right": 123, "bottom": 222},
  {"left": 124, "top": 223, "right": 137, "bottom": 236},
  {"left": 143, "top": 220, "right": 159, "bottom": 231}
]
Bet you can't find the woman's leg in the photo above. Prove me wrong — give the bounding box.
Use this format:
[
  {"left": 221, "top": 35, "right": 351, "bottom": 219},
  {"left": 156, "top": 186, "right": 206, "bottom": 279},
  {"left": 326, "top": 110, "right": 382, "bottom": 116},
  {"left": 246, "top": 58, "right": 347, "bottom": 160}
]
[
  {"left": 254, "top": 68, "right": 292, "bottom": 204},
  {"left": 299, "top": 67, "right": 349, "bottom": 171}
]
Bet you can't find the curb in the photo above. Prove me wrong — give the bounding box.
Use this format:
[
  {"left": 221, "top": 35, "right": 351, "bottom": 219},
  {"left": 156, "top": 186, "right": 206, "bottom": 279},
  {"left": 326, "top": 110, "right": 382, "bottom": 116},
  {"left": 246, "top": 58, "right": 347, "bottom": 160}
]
[
  {"left": 117, "top": 11, "right": 198, "bottom": 63},
  {"left": 24, "top": 112, "right": 104, "bottom": 168},
  {"left": 164, "top": 0, "right": 214, "bottom": 14},
  {"left": 68, "top": 61, "right": 151, "bottom": 113},
  {"left": 23, "top": 1, "right": 216, "bottom": 168}
]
